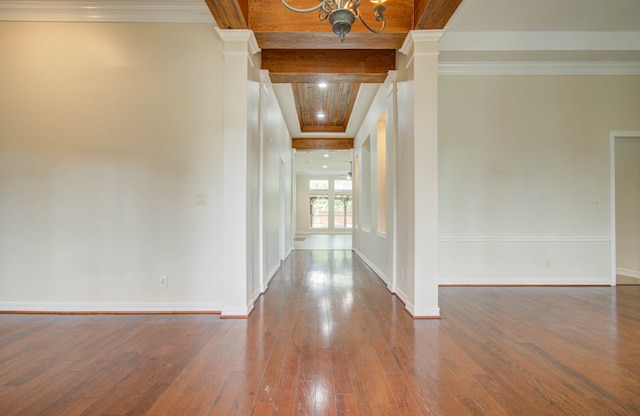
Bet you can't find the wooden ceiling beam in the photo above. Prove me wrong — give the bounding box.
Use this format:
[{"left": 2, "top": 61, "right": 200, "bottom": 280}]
[
  {"left": 255, "top": 32, "right": 407, "bottom": 50},
  {"left": 204, "top": 0, "right": 249, "bottom": 29},
  {"left": 250, "top": 0, "right": 414, "bottom": 34},
  {"left": 269, "top": 73, "right": 387, "bottom": 84},
  {"left": 414, "top": 0, "right": 464, "bottom": 30},
  {"left": 292, "top": 138, "right": 354, "bottom": 151},
  {"left": 261, "top": 49, "right": 396, "bottom": 84}
]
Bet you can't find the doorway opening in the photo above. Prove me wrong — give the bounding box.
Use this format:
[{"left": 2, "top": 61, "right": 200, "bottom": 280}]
[
  {"left": 293, "top": 149, "right": 353, "bottom": 250},
  {"left": 610, "top": 131, "right": 640, "bottom": 285}
]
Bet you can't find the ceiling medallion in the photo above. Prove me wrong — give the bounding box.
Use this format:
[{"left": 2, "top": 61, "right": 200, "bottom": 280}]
[{"left": 281, "top": 0, "right": 387, "bottom": 42}]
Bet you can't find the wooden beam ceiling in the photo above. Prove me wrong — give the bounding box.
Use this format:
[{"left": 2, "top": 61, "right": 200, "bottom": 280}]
[
  {"left": 204, "top": 0, "right": 464, "bottom": 146},
  {"left": 292, "top": 138, "right": 354, "bottom": 151},
  {"left": 249, "top": 0, "right": 414, "bottom": 34},
  {"left": 254, "top": 32, "right": 408, "bottom": 50},
  {"left": 261, "top": 49, "right": 396, "bottom": 84},
  {"left": 293, "top": 83, "right": 359, "bottom": 133},
  {"left": 414, "top": 0, "right": 465, "bottom": 29},
  {"left": 204, "top": 0, "right": 248, "bottom": 29}
]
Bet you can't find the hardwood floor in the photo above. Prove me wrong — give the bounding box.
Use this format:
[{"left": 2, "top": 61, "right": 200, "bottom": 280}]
[
  {"left": 2, "top": 250, "right": 640, "bottom": 415},
  {"left": 293, "top": 234, "right": 352, "bottom": 250}
]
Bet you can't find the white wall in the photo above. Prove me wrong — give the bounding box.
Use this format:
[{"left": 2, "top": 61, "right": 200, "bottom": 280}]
[
  {"left": 353, "top": 82, "right": 395, "bottom": 289},
  {"left": 615, "top": 138, "right": 640, "bottom": 278},
  {"left": 439, "top": 75, "right": 640, "bottom": 284},
  {"left": 0, "top": 22, "right": 224, "bottom": 310},
  {"left": 262, "top": 78, "right": 293, "bottom": 284}
]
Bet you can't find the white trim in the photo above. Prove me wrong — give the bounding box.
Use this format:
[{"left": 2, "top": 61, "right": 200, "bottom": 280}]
[
  {"left": 395, "top": 288, "right": 409, "bottom": 306},
  {"left": 440, "top": 31, "right": 640, "bottom": 52},
  {"left": 399, "top": 29, "right": 446, "bottom": 55},
  {"left": 439, "top": 277, "right": 611, "bottom": 286},
  {"left": 409, "top": 307, "right": 441, "bottom": 319},
  {"left": 0, "top": 1, "right": 214, "bottom": 23},
  {"left": 265, "top": 262, "right": 280, "bottom": 287},
  {"left": 383, "top": 70, "right": 397, "bottom": 92},
  {"left": 0, "top": 302, "right": 222, "bottom": 313},
  {"left": 215, "top": 29, "right": 261, "bottom": 56},
  {"left": 221, "top": 304, "right": 253, "bottom": 318},
  {"left": 258, "top": 72, "right": 266, "bottom": 295},
  {"left": 250, "top": 289, "right": 262, "bottom": 306},
  {"left": 353, "top": 248, "right": 391, "bottom": 287},
  {"left": 439, "top": 236, "right": 610, "bottom": 243},
  {"left": 610, "top": 131, "right": 640, "bottom": 287},
  {"left": 439, "top": 61, "right": 640, "bottom": 76},
  {"left": 617, "top": 268, "right": 640, "bottom": 280}
]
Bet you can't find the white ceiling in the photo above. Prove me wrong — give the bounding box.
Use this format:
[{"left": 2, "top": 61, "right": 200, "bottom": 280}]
[{"left": 294, "top": 150, "right": 352, "bottom": 177}]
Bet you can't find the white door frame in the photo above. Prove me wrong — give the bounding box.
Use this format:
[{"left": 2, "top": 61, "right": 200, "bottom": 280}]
[{"left": 609, "top": 131, "right": 640, "bottom": 286}]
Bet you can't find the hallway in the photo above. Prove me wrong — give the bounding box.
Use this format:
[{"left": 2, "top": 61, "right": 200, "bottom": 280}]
[{"left": 2, "top": 251, "right": 640, "bottom": 415}]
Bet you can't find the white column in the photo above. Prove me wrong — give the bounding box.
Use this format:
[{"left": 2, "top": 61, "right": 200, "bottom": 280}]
[
  {"left": 399, "top": 30, "right": 444, "bottom": 318},
  {"left": 216, "top": 29, "right": 260, "bottom": 318}
]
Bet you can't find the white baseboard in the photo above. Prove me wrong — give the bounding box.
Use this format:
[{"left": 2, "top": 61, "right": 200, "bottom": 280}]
[
  {"left": 266, "top": 263, "right": 280, "bottom": 286},
  {"left": 438, "top": 277, "right": 612, "bottom": 285},
  {"left": 0, "top": 302, "right": 222, "bottom": 313},
  {"left": 617, "top": 268, "right": 640, "bottom": 280},
  {"left": 395, "top": 288, "right": 409, "bottom": 305},
  {"left": 410, "top": 307, "right": 441, "bottom": 319},
  {"left": 401, "top": 298, "right": 441, "bottom": 319},
  {"left": 352, "top": 248, "right": 391, "bottom": 286},
  {"left": 221, "top": 304, "right": 253, "bottom": 318}
]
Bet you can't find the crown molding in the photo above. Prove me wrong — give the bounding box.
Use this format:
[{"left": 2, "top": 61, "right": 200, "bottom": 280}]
[
  {"left": 0, "top": 1, "right": 214, "bottom": 23},
  {"left": 439, "top": 61, "right": 640, "bottom": 75},
  {"left": 215, "top": 28, "right": 260, "bottom": 56},
  {"left": 440, "top": 31, "right": 640, "bottom": 52},
  {"left": 399, "top": 29, "right": 446, "bottom": 56}
]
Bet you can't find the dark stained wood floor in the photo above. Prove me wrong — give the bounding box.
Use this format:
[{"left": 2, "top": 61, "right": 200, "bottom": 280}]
[{"left": 2, "top": 250, "right": 640, "bottom": 415}]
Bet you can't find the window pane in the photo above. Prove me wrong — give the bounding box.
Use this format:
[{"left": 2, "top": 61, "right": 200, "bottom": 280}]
[
  {"left": 310, "top": 196, "right": 329, "bottom": 228},
  {"left": 334, "top": 179, "right": 352, "bottom": 192},
  {"left": 310, "top": 179, "right": 329, "bottom": 190},
  {"left": 334, "top": 199, "right": 345, "bottom": 228},
  {"left": 334, "top": 195, "right": 352, "bottom": 229}
]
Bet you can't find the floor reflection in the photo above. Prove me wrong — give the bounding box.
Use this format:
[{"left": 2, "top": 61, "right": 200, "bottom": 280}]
[{"left": 294, "top": 234, "right": 352, "bottom": 250}]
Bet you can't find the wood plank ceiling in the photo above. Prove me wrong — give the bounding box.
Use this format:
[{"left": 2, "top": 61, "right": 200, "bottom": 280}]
[{"left": 205, "top": 0, "right": 463, "bottom": 149}]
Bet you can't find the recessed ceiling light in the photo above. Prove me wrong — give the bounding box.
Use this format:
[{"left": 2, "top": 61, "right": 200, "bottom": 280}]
[
  {"left": 323, "top": 154, "right": 329, "bottom": 158},
  {"left": 317, "top": 112, "right": 325, "bottom": 119},
  {"left": 323, "top": 165, "right": 328, "bottom": 168},
  {"left": 318, "top": 82, "right": 327, "bottom": 88}
]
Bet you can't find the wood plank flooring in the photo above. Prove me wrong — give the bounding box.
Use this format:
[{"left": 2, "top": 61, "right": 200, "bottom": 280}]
[{"left": 2, "top": 250, "right": 640, "bottom": 415}]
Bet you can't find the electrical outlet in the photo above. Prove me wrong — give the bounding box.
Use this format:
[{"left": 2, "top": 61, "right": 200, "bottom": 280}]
[{"left": 160, "top": 275, "right": 168, "bottom": 287}]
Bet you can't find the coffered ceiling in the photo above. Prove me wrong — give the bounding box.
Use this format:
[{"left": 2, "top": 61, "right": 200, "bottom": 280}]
[{"left": 205, "top": 0, "right": 464, "bottom": 146}]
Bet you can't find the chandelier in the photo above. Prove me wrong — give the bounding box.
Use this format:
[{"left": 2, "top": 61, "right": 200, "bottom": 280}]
[{"left": 281, "top": 0, "right": 387, "bottom": 42}]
